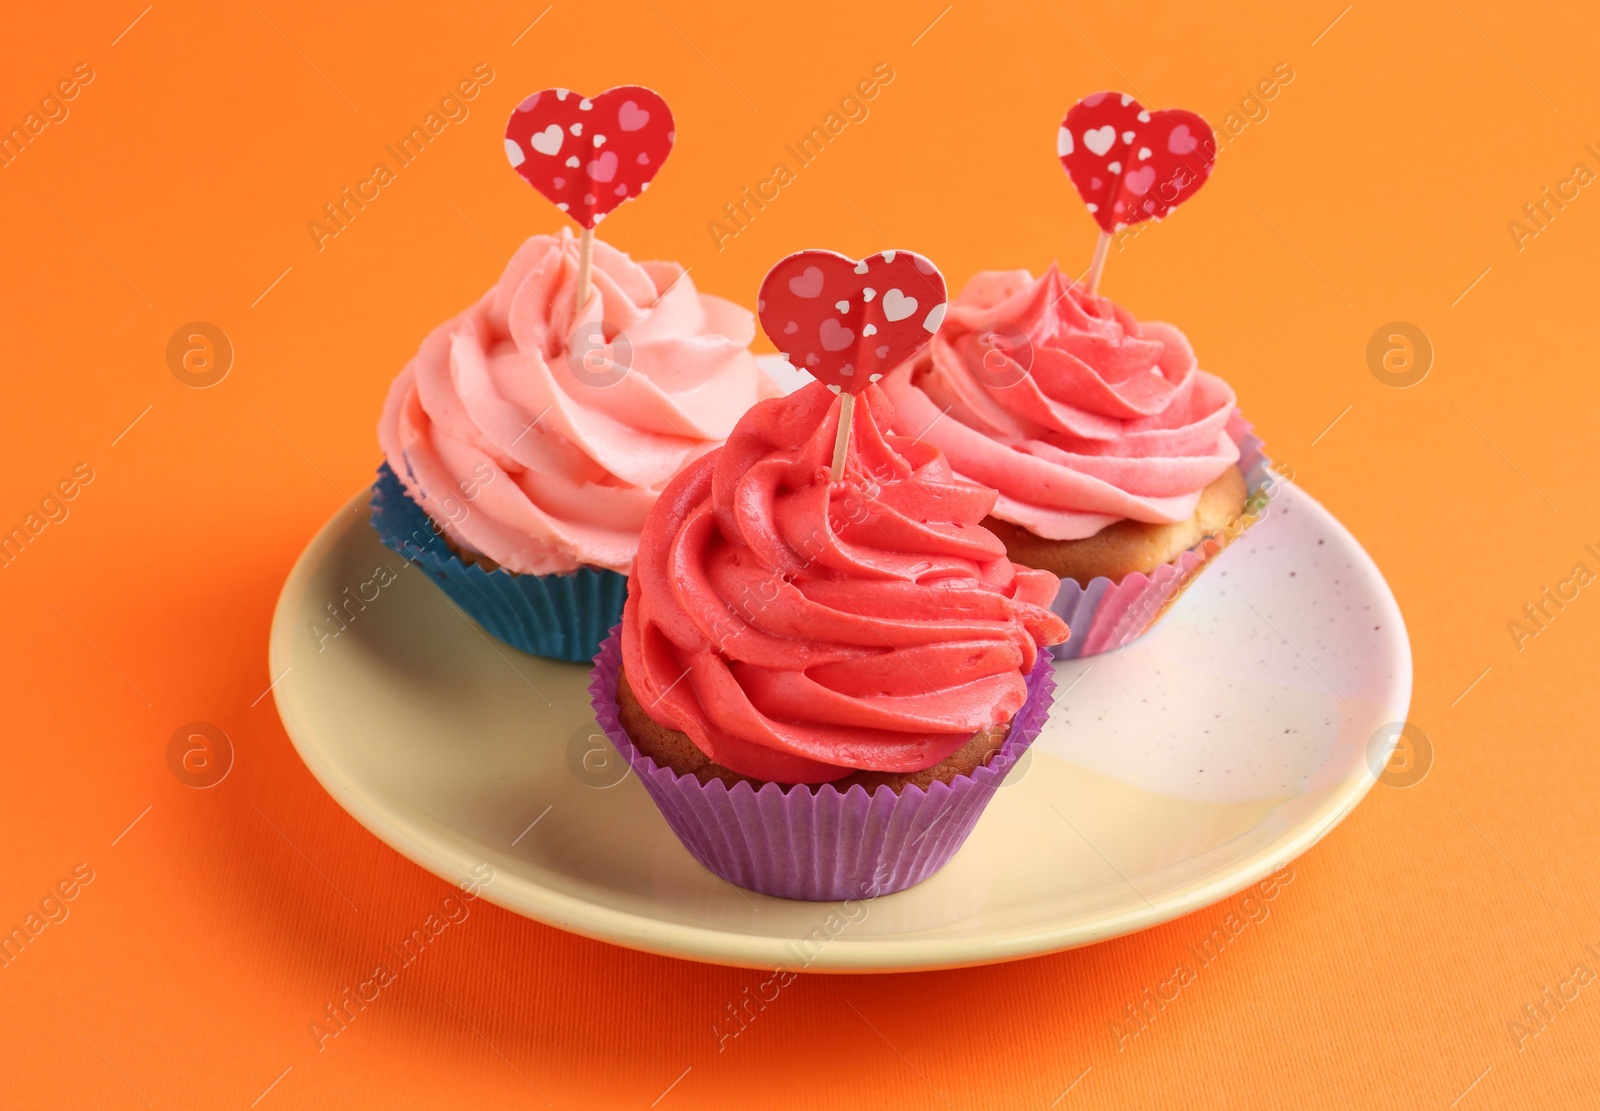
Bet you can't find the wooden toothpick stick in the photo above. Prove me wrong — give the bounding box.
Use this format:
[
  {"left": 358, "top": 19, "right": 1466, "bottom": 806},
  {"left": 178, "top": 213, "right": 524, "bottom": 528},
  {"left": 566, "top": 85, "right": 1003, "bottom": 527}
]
[
  {"left": 829, "top": 392, "right": 856, "bottom": 482},
  {"left": 1085, "top": 231, "right": 1111, "bottom": 295},
  {"left": 575, "top": 226, "right": 595, "bottom": 310}
]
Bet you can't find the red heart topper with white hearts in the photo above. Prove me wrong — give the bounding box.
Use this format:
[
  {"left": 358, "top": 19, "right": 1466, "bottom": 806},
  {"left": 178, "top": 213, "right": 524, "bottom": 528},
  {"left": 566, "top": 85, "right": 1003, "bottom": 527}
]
[
  {"left": 504, "top": 86, "right": 674, "bottom": 228},
  {"left": 757, "top": 250, "right": 947, "bottom": 395},
  {"left": 1058, "top": 92, "right": 1216, "bottom": 234}
]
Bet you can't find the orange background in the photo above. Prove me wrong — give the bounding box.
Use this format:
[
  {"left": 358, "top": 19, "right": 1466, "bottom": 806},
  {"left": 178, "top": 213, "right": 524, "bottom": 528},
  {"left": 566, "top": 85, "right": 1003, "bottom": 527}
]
[{"left": 3, "top": 1, "right": 1598, "bottom": 1106}]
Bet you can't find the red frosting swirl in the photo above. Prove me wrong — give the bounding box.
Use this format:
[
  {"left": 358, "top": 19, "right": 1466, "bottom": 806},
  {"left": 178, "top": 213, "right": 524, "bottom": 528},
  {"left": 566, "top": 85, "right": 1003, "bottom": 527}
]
[
  {"left": 881, "top": 267, "right": 1239, "bottom": 541},
  {"left": 620, "top": 381, "right": 1069, "bottom": 784}
]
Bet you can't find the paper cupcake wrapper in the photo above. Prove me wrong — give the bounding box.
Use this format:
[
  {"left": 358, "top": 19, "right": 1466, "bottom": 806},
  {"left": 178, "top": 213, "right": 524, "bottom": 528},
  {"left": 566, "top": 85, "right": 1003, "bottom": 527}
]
[
  {"left": 369, "top": 463, "right": 628, "bottom": 663},
  {"left": 588, "top": 627, "right": 1056, "bottom": 902},
  {"left": 1049, "top": 411, "right": 1276, "bottom": 660}
]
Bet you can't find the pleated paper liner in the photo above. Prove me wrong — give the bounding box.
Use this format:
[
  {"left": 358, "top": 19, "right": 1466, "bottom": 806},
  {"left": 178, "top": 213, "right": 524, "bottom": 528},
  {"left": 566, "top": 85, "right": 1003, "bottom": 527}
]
[
  {"left": 589, "top": 627, "right": 1057, "bottom": 901},
  {"left": 1049, "top": 411, "right": 1278, "bottom": 659},
  {"left": 369, "top": 462, "right": 628, "bottom": 664}
]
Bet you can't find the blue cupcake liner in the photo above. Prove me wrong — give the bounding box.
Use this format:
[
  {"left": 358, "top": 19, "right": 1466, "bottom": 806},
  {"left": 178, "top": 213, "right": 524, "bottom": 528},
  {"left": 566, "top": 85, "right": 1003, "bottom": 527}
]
[{"left": 368, "top": 462, "right": 628, "bottom": 663}]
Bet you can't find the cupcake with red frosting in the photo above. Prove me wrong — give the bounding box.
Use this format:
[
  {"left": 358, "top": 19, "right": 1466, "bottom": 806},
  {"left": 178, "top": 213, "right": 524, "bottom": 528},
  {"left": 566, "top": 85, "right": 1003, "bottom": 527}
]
[
  {"left": 372, "top": 229, "right": 775, "bottom": 662},
  {"left": 589, "top": 379, "right": 1068, "bottom": 900},
  {"left": 881, "top": 267, "right": 1272, "bottom": 658}
]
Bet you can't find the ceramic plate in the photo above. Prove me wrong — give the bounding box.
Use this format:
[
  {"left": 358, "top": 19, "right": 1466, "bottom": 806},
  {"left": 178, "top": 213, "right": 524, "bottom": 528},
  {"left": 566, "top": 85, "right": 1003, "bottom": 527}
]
[{"left": 270, "top": 472, "right": 1409, "bottom": 973}]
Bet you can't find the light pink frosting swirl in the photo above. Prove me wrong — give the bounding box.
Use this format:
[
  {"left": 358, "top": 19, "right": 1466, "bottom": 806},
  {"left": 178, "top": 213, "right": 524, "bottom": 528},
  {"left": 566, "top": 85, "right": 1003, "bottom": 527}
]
[
  {"left": 881, "top": 267, "right": 1239, "bottom": 541},
  {"left": 379, "top": 230, "right": 773, "bottom": 574}
]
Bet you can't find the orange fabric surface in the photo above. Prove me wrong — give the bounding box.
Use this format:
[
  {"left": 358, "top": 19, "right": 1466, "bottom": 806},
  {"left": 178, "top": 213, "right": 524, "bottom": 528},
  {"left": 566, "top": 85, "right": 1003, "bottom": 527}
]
[{"left": 3, "top": 1, "right": 1597, "bottom": 1106}]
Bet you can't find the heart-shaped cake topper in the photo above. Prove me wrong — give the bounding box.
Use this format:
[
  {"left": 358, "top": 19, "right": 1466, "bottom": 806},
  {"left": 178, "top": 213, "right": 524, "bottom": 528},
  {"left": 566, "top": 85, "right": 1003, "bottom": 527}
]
[
  {"left": 757, "top": 249, "right": 947, "bottom": 395},
  {"left": 1058, "top": 92, "right": 1215, "bottom": 234},
  {"left": 504, "top": 86, "right": 674, "bottom": 228}
]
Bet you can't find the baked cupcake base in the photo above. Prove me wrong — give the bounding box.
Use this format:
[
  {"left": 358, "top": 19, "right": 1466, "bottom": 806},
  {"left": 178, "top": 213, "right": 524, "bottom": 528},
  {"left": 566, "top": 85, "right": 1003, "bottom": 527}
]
[
  {"left": 369, "top": 462, "right": 627, "bottom": 664},
  {"left": 590, "top": 628, "right": 1056, "bottom": 901},
  {"left": 1018, "top": 412, "right": 1276, "bottom": 659},
  {"left": 984, "top": 465, "right": 1248, "bottom": 586},
  {"left": 617, "top": 669, "right": 1012, "bottom": 792}
]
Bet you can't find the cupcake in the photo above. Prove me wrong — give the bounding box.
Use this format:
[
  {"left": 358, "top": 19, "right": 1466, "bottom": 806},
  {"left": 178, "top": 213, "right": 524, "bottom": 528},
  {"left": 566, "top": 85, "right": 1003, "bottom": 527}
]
[
  {"left": 590, "top": 379, "right": 1069, "bottom": 900},
  {"left": 881, "top": 266, "right": 1272, "bottom": 659},
  {"left": 372, "top": 229, "right": 775, "bottom": 662}
]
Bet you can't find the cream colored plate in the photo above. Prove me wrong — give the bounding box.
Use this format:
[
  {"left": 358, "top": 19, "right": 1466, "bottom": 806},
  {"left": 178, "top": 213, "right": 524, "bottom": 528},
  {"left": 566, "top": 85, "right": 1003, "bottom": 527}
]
[{"left": 269, "top": 480, "right": 1410, "bottom": 972}]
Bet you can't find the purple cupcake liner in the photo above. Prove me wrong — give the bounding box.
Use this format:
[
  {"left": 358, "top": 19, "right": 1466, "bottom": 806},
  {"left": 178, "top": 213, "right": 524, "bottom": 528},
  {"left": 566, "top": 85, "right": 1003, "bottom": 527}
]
[
  {"left": 1048, "top": 410, "right": 1276, "bottom": 659},
  {"left": 588, "top": 628, "right": 1057, "bottom": 902}
]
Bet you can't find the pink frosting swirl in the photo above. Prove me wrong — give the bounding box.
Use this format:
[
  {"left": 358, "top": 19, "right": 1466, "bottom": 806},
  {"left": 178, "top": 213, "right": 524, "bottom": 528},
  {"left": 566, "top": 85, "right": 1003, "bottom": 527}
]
[
  {"left": 621, "top": 382, "right": 1069, "bottom": 784},
  {"left": 379, "top": 230, "right": 773, "bottom": 575},
  {"left": 881, "top": 267, "right": 1239, "bottom": 541}
]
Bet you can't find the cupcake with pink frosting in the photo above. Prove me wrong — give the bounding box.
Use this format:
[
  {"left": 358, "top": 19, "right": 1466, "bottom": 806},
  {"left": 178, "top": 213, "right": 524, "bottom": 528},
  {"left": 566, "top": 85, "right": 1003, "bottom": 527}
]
[
  {"left": 881, "top": 266, "right": 1273, "bottom": 658},
  {"left": 589, "top": 380, "right": 1069, "bottom": 900},
  {"left": 372, "top": 229, "right": 776, "bottom": 662}
]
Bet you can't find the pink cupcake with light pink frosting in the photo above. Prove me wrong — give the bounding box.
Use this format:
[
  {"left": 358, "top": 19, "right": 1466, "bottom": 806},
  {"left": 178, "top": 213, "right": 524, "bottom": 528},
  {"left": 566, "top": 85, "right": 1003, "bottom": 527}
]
[
  {"left": 371, "top": 228, "right": 776, "bottom": 662},
  {"left": 882, "top": 265, "right": 1273, "bottom": 658}
]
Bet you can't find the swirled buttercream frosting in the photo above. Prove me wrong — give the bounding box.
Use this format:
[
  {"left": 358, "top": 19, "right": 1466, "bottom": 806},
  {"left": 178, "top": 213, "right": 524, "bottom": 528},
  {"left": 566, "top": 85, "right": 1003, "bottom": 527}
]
[
  {"left": 621, "top": 381, "right": 1069, "bottom": 784},
  {"left": 379, "top": 229, "right": 773, "bottom": 575},
  {"left": 882, "top": 266, "right": 1239, "bottom": 541}
]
